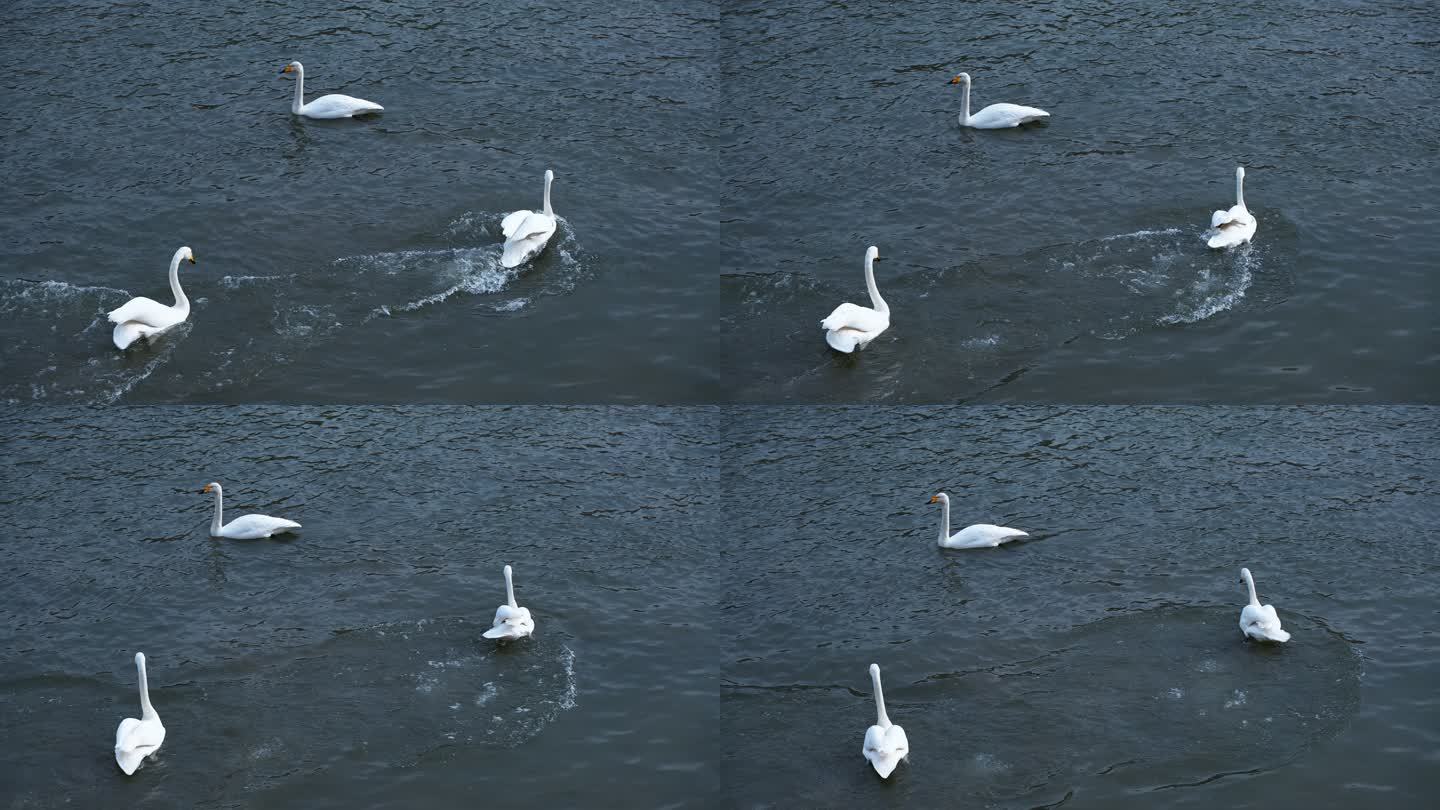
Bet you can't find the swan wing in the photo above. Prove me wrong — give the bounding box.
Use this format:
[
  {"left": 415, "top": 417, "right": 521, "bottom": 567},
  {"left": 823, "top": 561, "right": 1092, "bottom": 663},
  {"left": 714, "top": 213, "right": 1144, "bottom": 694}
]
[
  {"left": 1210, "top": 208, "right": 1238, "bottom": 228},
  {"left": 501, "top": 210, "right": 534, "bottom": 239},
  {"left": 301, "top": 94, "right": 383, "bottom": 119},
  {"left": 821, "top": 303, "right": 886, "bottom": 334},
  {"left": 1240, "top": 603, "right": 1289, "bottom": 642},
  {"left": 863, "top": 724, "right": 908, "bottom": 777},
  {"left": 108, "top": 297, "right": 173, "bottom": 327},
  {"left": 220, "top": 514, "right": 300, "bottom": 539},
  {"left": 946, "top": 523, "right": 1028, "bottom": 548},
  {"left": 500, "top": 215, "right": 557, "bottom": 268},
  {"left": 115, "top": 716, "right": 165, "bottom": 774},
  {"left": 969, "top": 102, "right": 1050, "bottom": 128},
  {"left": 1206, "top": 212, "right": 1257, "bottom": 248}
]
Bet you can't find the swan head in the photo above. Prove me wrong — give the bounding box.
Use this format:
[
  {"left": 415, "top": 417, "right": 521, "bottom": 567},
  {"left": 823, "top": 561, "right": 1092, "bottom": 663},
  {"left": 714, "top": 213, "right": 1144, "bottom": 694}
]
[
  {"left": 201, "top": 482, "right": 221, "bottom": 494},
  {"left": 134, "top": 651, "right": 146, "bottom": 668},
  {"left": 280, "top": 61, "right": 301, "bottom": 76},
  {"left": 180, "top": 246, "right": 195, "bottom": 265},
  {"left": 1239, "top": 566, "right": 1252, "bottom": 584},
  {"left": 948, "top": 72, "right": 971, "bottom": 86},
  {"left": 928, "top": 492, "right": 949, "bottom": 505},
  {"left": 869, "top": 663, "right": 881, "bottom": 679},
  {"left": 1236, "top": 166, "right": 1245, "bottom": 180},
  {"left": 865, "top": 245, "right": 880, "bottom": 264},
  {"left": 544, "top": 169, "right": 554, "bottom": 183}
]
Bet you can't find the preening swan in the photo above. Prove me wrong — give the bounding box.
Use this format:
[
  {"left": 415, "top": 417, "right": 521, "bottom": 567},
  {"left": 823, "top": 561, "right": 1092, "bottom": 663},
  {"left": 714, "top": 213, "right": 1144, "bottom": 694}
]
[
  {"left": 108, "top": 247, "right": 195, "bottom": 350},
  {"left": 821, "top": 246, "right": 890, "bottom": 353},
  {"left": 203, "top": 482, "right": 301, "bottom": 540},
  {"left": 279, "top": 61, "right": 383, "bottom": 119},
  {"left": 114, "top": 652, "right": 165, "bottom": 776},
  {"left": 949, "top": 72, "right": 1050, "bottom": 129},
  {"left": 500, "top": 169, "right": 559, "bottom": 269},
  {"left": 862, "top": 663, "right": 909, "bottom": 779},
  {"left": 483, "top": 564, "right": 535, "bottom": 641},
  {"left": 1206, "top": 166, "right": 1257, "bottom": 249},
  {"left": 1238, "top": 567, "right": 1290, "bottom": 643},
  {"left": 929, "top": 492, "right": 1028, "bottom": 549}
]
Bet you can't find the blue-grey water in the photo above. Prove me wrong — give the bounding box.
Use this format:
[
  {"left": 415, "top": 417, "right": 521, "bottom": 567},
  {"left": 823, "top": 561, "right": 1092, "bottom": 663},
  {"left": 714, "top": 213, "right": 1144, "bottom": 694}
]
[
  {"left": 721, "top": 0, "right": 1439, "bottom": 403},
  {"left": 0, "top": 0, "right": 718, "bottom": 404},
  {"left": 0, "top": 407, "right": 716, "bottom": 808},
  {"left": 721, "top": 407, "right": 1437, "bottom": 807}
]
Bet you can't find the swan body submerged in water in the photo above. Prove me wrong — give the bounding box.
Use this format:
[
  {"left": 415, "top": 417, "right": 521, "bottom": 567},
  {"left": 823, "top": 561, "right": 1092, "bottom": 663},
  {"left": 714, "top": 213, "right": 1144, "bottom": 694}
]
[
  {"left": 114, "top": 652, "right": 165, "bottom": 775},
  {"left": 929, "top": 492, "right": 1028, "bottom": 548},
  {"left": 107, "top": 247, "right": 195, "bottom": 350},
  {"left": 821, "top": 246, "right": 890, "bottom": 353},
  {"left": 280, "top": 61, "right": 383, "bottom": 119},
  {"left": 203, "top": 482, "right": 301, "bottom": 539}
]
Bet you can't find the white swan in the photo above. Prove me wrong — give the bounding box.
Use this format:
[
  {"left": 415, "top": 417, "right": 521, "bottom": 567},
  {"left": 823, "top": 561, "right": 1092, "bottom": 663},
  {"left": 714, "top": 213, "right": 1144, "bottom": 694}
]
[
  {"left": 483, "top": 564, "right": 535, "bottom": 641},
  {"left": 862, "top": 663, "right": 909, "bottom": 779},
  {"left": 500, "top": 169, "right": 559, "bottom": 269},
  {"left": 107, "top": 246, "right": 195, "bottom": 350},
  {"left": 929, "top": 492, "right": 1028, "bottom": 549},
  {"left": 203, "top": 482, "right": 301, "bottom": 540},
  {"left": 821, "top": 246, "right": 890, "bottom": 353},
  {"left": 114, "top": 652, "right": 165, "bottom": 775},
  {"left": 1238, "top": 567, "right": 1290, "bottom": 643},
  {"left": 1206, "top": 166, "right": 1257, "bottom": 248},
  {"left": 949, "top": 72, "right": 1050, "bottom": 129},
  {"left": 280, "top": 61, "right": 383, "bottom": 119}
]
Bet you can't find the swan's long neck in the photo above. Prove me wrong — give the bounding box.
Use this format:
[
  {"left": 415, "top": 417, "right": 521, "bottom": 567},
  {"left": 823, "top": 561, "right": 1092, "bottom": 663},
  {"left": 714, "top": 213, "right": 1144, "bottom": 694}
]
[
  {"left": 542, "top": 175, "right": 553, "bottom": 217},
  {"left": 168, "top": 250, "right": 189, "bottom": 313},
  {"left": 504, "top": 567, "right": 518, "bottom": 608},
  {"left": 210, "top": 486, "right": 224, "bottom": 535},
  {"left": 864, "top": 255, "right": 887, "bottom": 313},
  {"left": 1235, "top": 171, "right": 1246, "bottom": 209},
  {"left": 137, "top": 656, "right": 156, "bottom": 719},
  {"left": 937, "top": 497, "right": 951, "bottom": 545},
  {"left": 960, "top": 78, "right": 972, "bottom": 123},
  {"left": 292, "top": 65, "right": 305, "bottom": 113},
  {"left": 1242, "top": 570, "right": 1260, "bottom": 606},
  {"left": 871, "top": 667, "right": 891, "bottom": 727}
]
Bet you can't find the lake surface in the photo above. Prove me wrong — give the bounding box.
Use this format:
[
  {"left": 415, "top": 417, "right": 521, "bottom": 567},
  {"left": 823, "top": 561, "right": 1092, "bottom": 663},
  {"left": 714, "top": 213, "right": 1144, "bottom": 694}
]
[
  {"left": 720, "top": 0, "right": 1439, "bottom": 403},
  {"left": 0, "top": 406, "right": 717, "bottom": 808},
  {"left": 720, "top": 407, "right": 1438, "bottom": 807},
  {"left": 0, "top": 0, "right": 719, "bottom": 404}
]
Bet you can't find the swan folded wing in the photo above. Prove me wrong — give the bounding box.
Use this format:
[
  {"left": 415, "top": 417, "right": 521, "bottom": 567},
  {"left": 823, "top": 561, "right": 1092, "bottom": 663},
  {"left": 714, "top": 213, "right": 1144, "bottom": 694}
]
[
  {"left": 501, "top": 210, "right": 533, "bottom": 239},
  {"left": 108, "top": 297, "right": 171, "bottom": 327},
  {"left": 509, "top": 212, "right": 556, "bottom": 241},
  {"left": 863, "top": 724, "right": 908, "bottom": 776},
  {"left": 115, "top": 718, "right": 165, "bottom": 774},
  {"left": 821, "top": 303, "right": 884, "bottom": 334},
  {"left": 972, "top": 103, "right": 1049, "bottom": 127},
  {"left": 304, "top": 94, "right": 383, "bottom": 118},
  {"left": 224, "top": 514, "right": 300, "bottom": 538},
  {"left": 1241, "top": 604, "right": 1288, "bottom": 640},
  {"left": 1210, "top": 208, "right": 1238, "bottom": 228}
]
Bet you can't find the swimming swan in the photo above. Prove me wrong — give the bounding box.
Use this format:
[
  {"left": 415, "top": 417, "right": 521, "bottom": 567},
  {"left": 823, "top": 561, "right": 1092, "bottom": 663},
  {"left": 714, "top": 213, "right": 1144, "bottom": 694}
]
[
  {"left": 949, "top": 72, "right": 1050, "bottom": 129},
  {"left": 483, "top": 564, "right": 535, "bottom": 641},
  {"left": 929, "top": 492, "right": 1028, "bottom": 548},
  {"left": 279, "top": 61, "right": 383, "bottom": 119},
  {"left": 821, "top": 246, "right": 889, "bottom": 353},
  {"left": 114, "top": 652, "right": 165, "bottom": 775},
  {"left": 1206, "top": 166, "right": 1257, "bottom": 248},
  {"left": 1238, "top": 567, "right": 1290, "bottom": 643},
  {"left": 862, "top": 663, "right": 909, "bottom": 778},
  {"left": 107, "top": 247, "right": 195, "bottom": 350},
  {"left": 500, "top": 169, "right": 559, "bottom": 269},
  {"left": 203, "top": 482, "right": 301, "bottom": 539}
]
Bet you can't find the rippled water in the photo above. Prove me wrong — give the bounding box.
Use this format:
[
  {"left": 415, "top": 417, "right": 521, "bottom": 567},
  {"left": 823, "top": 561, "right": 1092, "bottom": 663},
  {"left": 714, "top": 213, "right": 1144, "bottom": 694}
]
[
  {"left": 721, "top": 0, "right": 1439, "bottom": 403},
  {"left": 720, "top": 407, "right": 1437, "bottom": 807},
  {"left": 0, "top": 0, "right": 719, "bottom": 404},
  {"left": 0, "top": 407, "right": 716, "bottom": 808}
]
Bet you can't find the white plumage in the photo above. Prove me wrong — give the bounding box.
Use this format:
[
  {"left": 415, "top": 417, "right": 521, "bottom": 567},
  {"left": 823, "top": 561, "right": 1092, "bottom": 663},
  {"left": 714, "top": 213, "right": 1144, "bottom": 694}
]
[
  {"left": 950, "top": 72, "right": 1050, "bottom": 129},
  {"left": 929, "top": 492, "right": 1028, "bottom": 549},
  {"left": 203, "top": 482, "right": 301, "bottom": 540},
  {"left": 483, "top": 564, "right": 535, "bottom": 641},
  {"left": 114, "top": 652, "right": 165, "bottom": 775},
  {"left": 821, "top": 246, "right": 890, "bottom": 352},
  {"left": 1238, "top": 567, "right": 1290, "bottom": 643},
  {"left": 501, "top": 169, "right": 559, "bottom": 269},
  {"left": 280, "top": 61, "right": 383, "bottom": 119},
  {"left": 108, "top": 247, "right": 195, "bottom": 350},
  {"left": 861, "top": 663, "right": 909, "bottom": 778},
  {"left": 1206, "top": 166, "right": 1257, "bottom": 248}
]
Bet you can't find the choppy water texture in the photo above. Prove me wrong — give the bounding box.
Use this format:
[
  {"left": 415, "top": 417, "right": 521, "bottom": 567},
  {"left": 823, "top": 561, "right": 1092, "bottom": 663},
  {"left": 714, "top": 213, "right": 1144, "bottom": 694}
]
[
  {"left": 0, "top": 0, "right": 718, "bottom": 403},
  {"left": 721, "top": 407, "right": 1438, "bottom": 807},
  {"left": 0, "top": 407, "right": 716, "bottom": 808},
  {"left": 720, "top": 1, "right": 1440, "bottom": 402}
]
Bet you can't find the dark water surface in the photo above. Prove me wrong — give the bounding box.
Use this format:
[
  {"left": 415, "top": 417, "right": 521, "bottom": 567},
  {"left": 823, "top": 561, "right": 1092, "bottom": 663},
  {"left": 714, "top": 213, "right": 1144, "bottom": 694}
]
[
  {"left": 721, "top": 407, "right": 1438, "bottom": 807},
  {"left": 0, "top": 0, "right": 719, "bottom": 404},
  {"left": 721, "top": 1, "right": 1440, "bottom": 403},
  {"left": 0, "top": 407, "right": 716, "bottom": 808}
]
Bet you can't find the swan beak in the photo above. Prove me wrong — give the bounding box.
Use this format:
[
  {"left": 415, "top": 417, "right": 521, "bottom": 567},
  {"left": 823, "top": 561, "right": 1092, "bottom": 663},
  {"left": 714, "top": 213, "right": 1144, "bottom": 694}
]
[
  {"left": 279, "top": 66, "right": 292, "bottom": 75},
  {"left": 188, "top": 255, "right": 196, "bottom": 264},
  {"left": 202, "top": 484, "right": 212, "bottom": 493},
  {"left": 948, "top": 76, "right": 962, "bottom": 84},
  {"left": 928, "top": 495, "right": 939, "bottom": 503}
]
